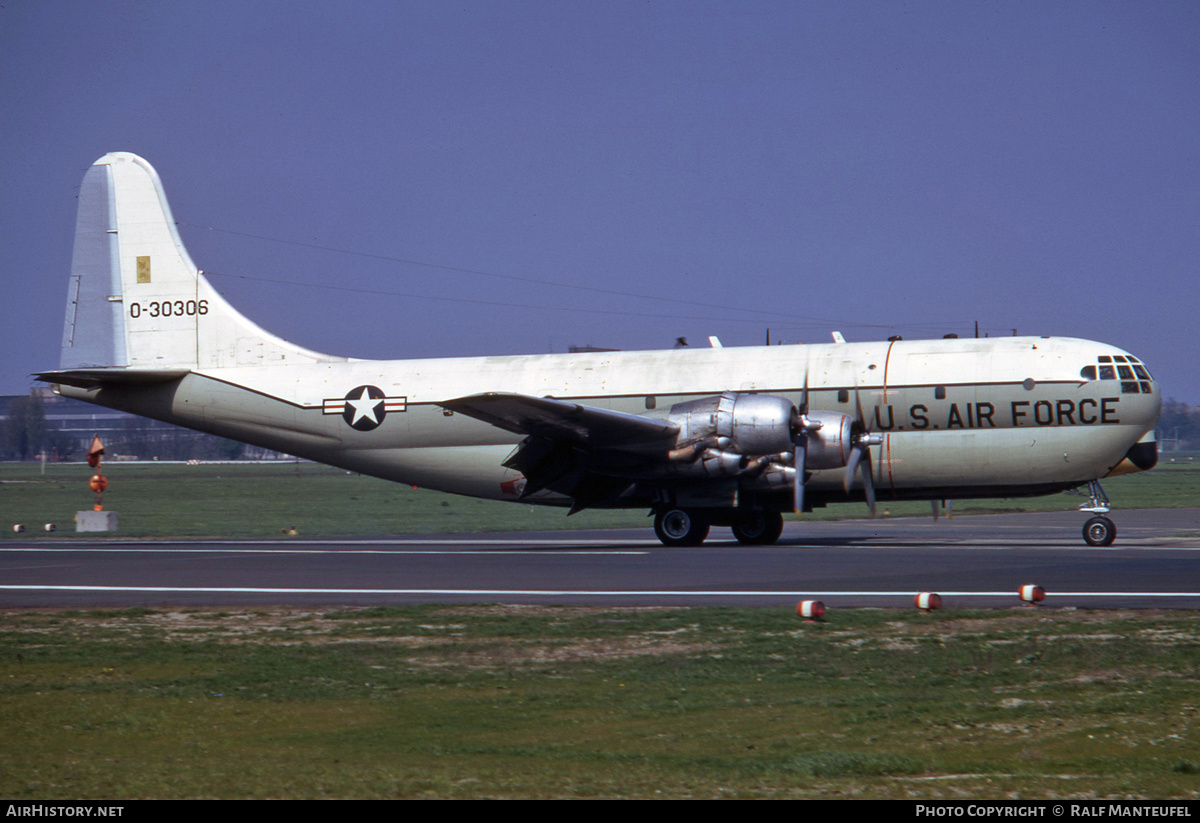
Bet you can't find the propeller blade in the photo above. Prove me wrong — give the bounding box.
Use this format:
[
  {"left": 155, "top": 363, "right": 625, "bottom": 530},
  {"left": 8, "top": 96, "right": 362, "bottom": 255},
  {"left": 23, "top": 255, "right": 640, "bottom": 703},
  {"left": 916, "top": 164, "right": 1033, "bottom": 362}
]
[
  {"left": 843, "top": 443, "right": 877, "bottom": 515},
  {"left": 844, "top": 444, "right": 862, "bottom": 493},
  {"left": 847, "top": 379, "right": 878, "bottom": 516},
  {"left": 861, "top": 453, "right": 876, "bottom": 516},
  {"left": 793, "top": 441, "right": 807, "bottom": 513},
  {"left": 792, "top": 373, "right": 810, "bottom": 514}
]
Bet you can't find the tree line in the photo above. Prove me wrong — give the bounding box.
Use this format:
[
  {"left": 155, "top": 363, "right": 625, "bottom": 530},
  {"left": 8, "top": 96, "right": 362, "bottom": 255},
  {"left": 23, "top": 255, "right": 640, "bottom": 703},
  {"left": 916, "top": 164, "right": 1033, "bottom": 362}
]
[{"left": 1159, "top": 398, "right": 1200, "bottom": 451}]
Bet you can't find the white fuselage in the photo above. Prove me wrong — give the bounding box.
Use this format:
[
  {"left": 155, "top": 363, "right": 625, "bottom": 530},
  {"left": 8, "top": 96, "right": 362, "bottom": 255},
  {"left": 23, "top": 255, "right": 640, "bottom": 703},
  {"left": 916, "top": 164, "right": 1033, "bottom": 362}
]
[{"left": 68, "top": 334, "right": 1161, "bottom": 508}]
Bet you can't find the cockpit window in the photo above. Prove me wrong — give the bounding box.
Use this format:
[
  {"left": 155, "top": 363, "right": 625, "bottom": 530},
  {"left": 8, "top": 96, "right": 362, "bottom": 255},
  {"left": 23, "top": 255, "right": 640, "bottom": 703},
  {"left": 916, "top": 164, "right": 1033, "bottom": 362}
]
[{"left": 1082, "top": 355, "right": 1154, "bottom": 392}]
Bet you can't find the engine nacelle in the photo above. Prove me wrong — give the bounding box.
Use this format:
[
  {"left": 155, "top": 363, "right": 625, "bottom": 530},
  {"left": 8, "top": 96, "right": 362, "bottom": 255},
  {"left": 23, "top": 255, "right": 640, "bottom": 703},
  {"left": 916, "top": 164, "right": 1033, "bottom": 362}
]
[
  {"left": 802, "top": 410, "right": 855, "bottom": 470},
  {"left": 668, "top": 392, "right": 796, "bottom": 456},
  {"left": 662, "top": 392, "right": 858, "bottom": 476}
]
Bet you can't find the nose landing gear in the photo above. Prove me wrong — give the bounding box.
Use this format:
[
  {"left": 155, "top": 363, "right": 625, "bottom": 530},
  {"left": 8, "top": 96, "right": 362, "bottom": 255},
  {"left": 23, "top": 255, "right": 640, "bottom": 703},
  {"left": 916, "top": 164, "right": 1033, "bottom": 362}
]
[
  {"left": 1083, "top": 515, "right": 1117, "bottom": 547},
  {"left": 1079, "top": 480, "right": 1117, "bottom": 547}
]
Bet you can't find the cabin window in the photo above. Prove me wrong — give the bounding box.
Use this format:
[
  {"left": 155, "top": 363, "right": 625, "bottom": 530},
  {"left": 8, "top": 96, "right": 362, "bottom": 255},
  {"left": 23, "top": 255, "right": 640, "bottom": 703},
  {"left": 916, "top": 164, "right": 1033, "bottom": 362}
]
[
  {"left": 934, "top": 386, "right": 946, "bottom": 400},
  {"left": 838, "top": 389, "right": 849, "bottom": 403},
  {"left": 1080, "top": 366, "right": 1097, "bottom": 380},
  {"left": 645, "top": 396, "right": 656, "bottom": 410},
  {"left": 1099, "top": 365, "right": 1116, "bottom": 380},
  {"left": 1122, "top": 382, "right": 1140, "bottom": 394}
]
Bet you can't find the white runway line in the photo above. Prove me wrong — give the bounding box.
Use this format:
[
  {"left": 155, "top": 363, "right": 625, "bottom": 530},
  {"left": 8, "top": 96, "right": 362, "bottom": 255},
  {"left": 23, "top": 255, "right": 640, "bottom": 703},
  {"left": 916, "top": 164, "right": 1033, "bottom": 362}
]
[
  {"left": 3, "top": 585, "right": 1199, "bottom": 598},
  {"left": 0, "top": 546, "right": 648, "bottom": 555}
]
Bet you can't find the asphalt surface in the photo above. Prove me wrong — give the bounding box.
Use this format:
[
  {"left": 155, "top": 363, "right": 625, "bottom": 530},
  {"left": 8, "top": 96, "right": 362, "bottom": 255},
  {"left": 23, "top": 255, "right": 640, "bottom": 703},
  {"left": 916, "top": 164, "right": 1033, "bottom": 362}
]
[{"left": 2, "top": 508, "right": 1198, "bottom": 609}]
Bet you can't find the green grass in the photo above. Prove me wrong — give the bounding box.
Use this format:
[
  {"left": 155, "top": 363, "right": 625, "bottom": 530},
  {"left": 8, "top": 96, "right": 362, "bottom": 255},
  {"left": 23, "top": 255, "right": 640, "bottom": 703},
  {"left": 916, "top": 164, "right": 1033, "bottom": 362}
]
[
  {"left": 1, "top": 605, "right": 1198, "bottom": 798},
  {"left": 3, "top": 459, "right": 1198, "bottom": 798},
  {"left": 3, "top": 455, "right": 1198, "bottom": 539},
  {"left": 0, "top": 461, "right": 648, "bottom": 537}
]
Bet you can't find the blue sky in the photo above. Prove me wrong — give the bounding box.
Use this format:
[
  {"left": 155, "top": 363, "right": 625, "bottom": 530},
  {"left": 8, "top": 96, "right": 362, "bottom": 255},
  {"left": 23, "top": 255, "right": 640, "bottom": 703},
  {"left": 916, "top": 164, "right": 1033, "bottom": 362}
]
[{"left": 3, "top": 1, "right": 1198, "bottom": 401}]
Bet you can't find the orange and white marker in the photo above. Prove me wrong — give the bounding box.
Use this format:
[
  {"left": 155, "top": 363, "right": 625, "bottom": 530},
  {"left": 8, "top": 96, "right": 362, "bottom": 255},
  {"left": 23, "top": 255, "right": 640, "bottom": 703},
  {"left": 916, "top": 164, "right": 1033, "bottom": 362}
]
[
  {"left": 43, "top": 523, "right": 56, "bottom": 532},
  {"left": 796, "top": 600, "right": 825, "bottom": 620},
  {"left": 12, "top": 524, "right": 24, "bottom": 533},
  {"left": 914, "top": 592, "right": 943, "bottom": 612},
  {"left": 1019, "top": 584, "right": 1046, "bottom": 604}
]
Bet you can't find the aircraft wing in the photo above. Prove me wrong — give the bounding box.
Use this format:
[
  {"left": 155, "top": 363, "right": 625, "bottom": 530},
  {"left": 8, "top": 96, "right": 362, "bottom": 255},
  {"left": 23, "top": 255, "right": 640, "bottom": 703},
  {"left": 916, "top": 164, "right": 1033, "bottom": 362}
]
[
  {"left": 438, "top": 392, "right": 678, "bottom": 449},
  {"left": 439, "top": 392, "right": 681, "bottom": 510}
]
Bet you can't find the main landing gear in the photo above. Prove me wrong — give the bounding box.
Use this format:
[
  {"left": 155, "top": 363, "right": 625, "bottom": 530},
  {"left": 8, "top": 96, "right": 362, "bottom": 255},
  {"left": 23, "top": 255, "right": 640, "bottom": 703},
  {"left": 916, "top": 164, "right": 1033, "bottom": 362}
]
[
  {"left": 1079, "top": 479, "right": 1117, "bottom": 547},
  {"left": 652, "top": 508, "right": 784, "bottom": 547},
  {"left": 653, "top": 508, "right": 710, "bottom": 547},
  {"left": 730, "top": 510, "right": 784, "bottom": 545}
]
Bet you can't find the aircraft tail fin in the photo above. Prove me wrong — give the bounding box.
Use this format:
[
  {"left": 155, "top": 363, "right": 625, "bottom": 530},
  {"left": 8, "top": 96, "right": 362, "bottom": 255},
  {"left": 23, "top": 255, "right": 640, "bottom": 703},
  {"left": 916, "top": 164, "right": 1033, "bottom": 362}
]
[{"left": 58, "top": 152, "right": 339, "bottom": 373}]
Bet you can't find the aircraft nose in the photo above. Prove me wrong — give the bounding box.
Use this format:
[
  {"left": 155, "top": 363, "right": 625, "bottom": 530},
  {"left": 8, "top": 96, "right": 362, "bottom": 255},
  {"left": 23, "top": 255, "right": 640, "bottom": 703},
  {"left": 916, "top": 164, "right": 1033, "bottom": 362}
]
[{"left": 1124, "top": 436, "right": 1159, "bottom": 471}]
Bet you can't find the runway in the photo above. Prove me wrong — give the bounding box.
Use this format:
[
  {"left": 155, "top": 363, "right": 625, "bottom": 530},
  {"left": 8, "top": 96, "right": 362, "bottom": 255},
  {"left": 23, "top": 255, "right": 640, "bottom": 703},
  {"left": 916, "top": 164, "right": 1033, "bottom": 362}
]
[{"left": 2, "top": 508, "right": 1198, "bottom": 609}]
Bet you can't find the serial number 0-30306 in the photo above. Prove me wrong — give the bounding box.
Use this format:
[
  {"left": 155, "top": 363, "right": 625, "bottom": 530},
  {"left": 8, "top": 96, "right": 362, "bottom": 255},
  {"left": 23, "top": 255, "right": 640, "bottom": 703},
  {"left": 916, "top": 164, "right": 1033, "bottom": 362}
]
[{"left": 129, "top": 300, "right": 208, "bottom": 318}]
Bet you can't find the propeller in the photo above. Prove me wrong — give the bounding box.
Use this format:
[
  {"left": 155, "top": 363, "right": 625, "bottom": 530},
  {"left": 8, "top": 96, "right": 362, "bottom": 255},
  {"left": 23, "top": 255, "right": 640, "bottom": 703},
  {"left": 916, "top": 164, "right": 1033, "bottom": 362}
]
[
  {"left": 790, "top": 373, "right": 819, "bottom": 513},
  {"left": 844, "top": 385, "right": 883, "bottom": 516},
  {"left": 793, "top": 424, "right": 809, "bottom": 513}
]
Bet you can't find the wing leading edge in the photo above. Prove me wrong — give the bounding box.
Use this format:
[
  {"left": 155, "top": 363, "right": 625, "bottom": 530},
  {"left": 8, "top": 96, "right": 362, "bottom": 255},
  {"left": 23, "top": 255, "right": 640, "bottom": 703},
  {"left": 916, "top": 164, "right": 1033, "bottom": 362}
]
[{"left": 439, "top": 392, "right": 677, "bottom": 447}]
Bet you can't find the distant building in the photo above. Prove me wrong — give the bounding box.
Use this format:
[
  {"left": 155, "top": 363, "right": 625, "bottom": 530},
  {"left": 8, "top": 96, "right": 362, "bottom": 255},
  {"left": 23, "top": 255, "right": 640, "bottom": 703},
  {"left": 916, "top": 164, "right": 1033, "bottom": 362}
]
[{"left": 0, "top": 389, "right": 287, "bottom": 461}]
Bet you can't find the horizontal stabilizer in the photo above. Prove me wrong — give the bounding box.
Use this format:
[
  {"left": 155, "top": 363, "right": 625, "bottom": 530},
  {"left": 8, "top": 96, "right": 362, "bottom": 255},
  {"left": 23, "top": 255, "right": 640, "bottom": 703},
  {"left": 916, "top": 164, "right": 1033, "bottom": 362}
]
[{"left": 34, "top": 368, "right": 190, "bottom": 389}]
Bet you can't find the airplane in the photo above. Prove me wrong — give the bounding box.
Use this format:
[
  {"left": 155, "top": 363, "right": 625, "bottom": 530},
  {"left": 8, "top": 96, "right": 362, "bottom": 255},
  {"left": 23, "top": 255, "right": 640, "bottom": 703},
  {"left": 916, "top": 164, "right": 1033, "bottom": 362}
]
[{"left": 36, "top": 152, "right": 1161, "bottom": 547}]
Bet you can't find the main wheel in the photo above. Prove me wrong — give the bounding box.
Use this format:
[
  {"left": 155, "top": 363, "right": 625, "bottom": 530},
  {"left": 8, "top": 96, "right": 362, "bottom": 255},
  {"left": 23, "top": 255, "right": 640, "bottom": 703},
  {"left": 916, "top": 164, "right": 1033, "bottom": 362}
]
[
  {"left": 1082, "top": 516, "right": 1116, "bottom": 547},
  {"left": 654, "top": 508, "right": 710, "bottom": 547},
  {"left": 731, "top": 510, "right": 784, "bottom": 545}
]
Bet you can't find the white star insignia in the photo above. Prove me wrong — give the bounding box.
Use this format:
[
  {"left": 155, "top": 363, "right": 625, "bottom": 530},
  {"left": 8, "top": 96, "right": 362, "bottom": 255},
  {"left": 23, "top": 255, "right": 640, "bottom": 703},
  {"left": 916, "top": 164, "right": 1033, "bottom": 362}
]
[{"left": 345, "top": 386, "right": 384, "bottom": 427}]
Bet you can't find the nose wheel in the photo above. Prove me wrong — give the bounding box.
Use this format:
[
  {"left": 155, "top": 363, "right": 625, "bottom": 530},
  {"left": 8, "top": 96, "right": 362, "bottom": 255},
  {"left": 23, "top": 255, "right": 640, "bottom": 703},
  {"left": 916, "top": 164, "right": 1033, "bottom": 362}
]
[
  {"left": 1079, "top": 480, "right": 1116, "bottom": 547},
  {"left": 1083, "top": 515, "right": 1117, "bottom": 547}
]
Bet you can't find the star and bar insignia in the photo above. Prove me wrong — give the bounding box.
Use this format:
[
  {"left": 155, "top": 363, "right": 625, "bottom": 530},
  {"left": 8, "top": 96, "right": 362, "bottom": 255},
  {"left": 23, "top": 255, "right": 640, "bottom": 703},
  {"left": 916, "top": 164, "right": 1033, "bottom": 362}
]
[{"left": 323, "top": 385, "right": 407, "bottom": 431}]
